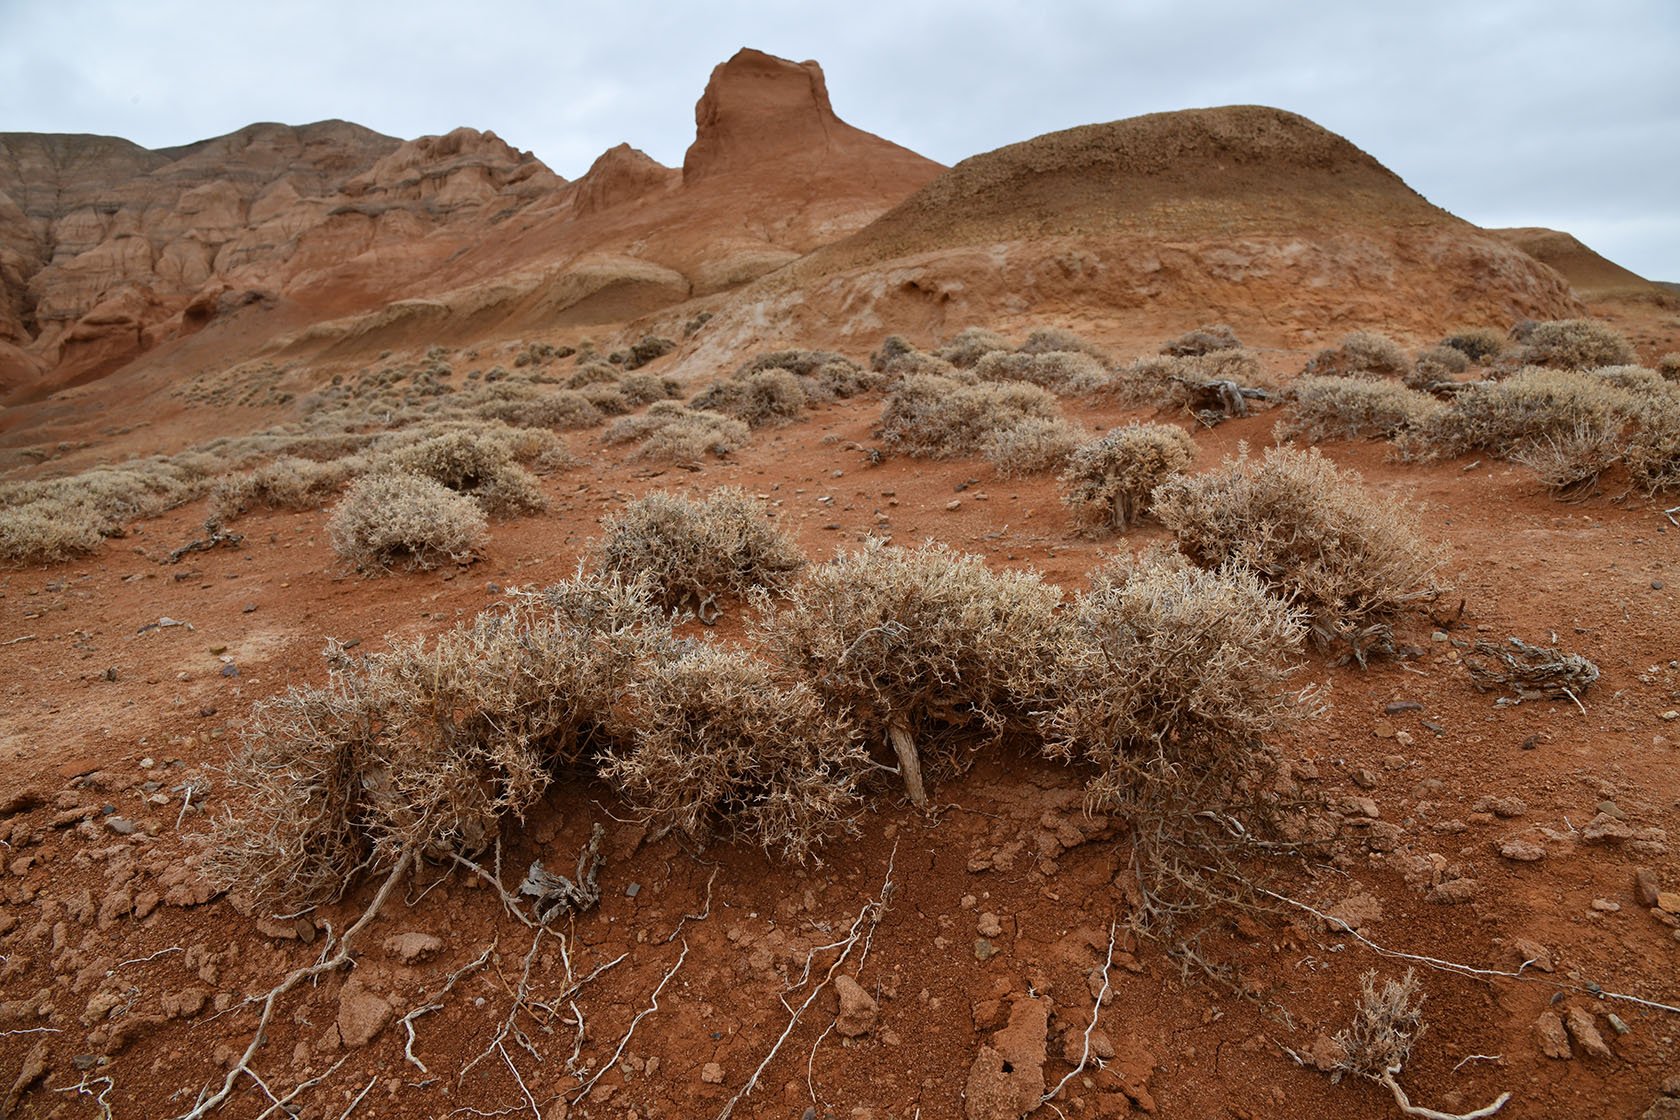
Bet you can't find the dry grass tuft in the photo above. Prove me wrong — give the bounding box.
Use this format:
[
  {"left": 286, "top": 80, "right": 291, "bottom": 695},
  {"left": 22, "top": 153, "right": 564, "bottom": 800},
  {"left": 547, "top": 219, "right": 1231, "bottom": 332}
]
[
  {"left": 690, "top": 369, "right": 809, "bottom": 427},
  {"left": 737, "top": 349, "right": 884, "bottom": 401},
  {"left": 1333, "top": 971, "right": 1426, "bottom": 1081},
  {"left": 878, "top": 373, "right": 1061, "bottom": 458},
  {"left": 1114, "top": 349, "right": 1268, "bottom": 423},
  {"left": 1, "top": 456, "right": 218, "bottom": 565},
  {"left": 1018, "top": 326, "right": 1109, "bottom": 362},
  {"left": 603, "top": 400, "right": 750, "bottom": 464},
  {"left": 1401, "top": 366, "right": 1632, "bottom": 461},
  {"left": 1059, "top": 422, "right": 1196, "bottom": 534},
  {"left": 596, "top": 487, "right": 805, "bottom": 620},
  {"left": 602, "top": 644, "right": 866, "bottom": 864},
  {"left": 1161, "top": 324, "right": 1242, "bottom": 356},
  {"left": 211, "top": 575, "right": 674, "bottom": 908},
  {"left": 1153, "top": 444, "right": 1438, "bottom": 662},
  {"left": 1275, "top": 376, "right": 1449, "bottom": 442},
  {"left": 327, "top": 473, "right": 488, "bottom": 573},
  {"left": 205, "top": 455, "right": 363, "bottom": 531},
  {"left": 1516, "top": 318, "right": 1635, "bottom": 369},
  {"left": 1659, "top": 352, "right": 1680, "bottom": 382},
  {"left": 757, "top": 540, "right": 1067, "bottom": 804},
  {"left": 980, "top": 416, "right": 1086, "bottom": 477}
]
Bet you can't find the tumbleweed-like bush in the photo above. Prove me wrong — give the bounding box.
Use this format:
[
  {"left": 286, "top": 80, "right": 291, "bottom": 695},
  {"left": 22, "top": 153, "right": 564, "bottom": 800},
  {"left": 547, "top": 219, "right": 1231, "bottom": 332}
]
[
  {"left": 1306, "top": 330, "right": 1410, "bottom": 378},
  {"left": 378, "top": 429, "right": 548, "bottom": 517},
  {"left": 737, "top": 349, "right": 884, "bottom": 401},
  {"left": 1440, "top": 328, "right": 1504, "bottom": 364},
  {"left": 205, "top": 455, "right": 364, "bottom": 531},
  {"left": 596, "top": 487, "right": 805, "bottom": 620},
  {"left": 1018, "top": 326, "right": 1109, "bottom": 362},
  {"left": 327, "top": 473, "right": 488, "bottom": 573},
  {"left": 1153, "top": 444, "right": 1438, "bottom": 662},
  {"left": 878, "top": 373, "right": 1061, "bottom": 458},
  {"left": 1516, "top": 318, "right": 1636, "bottom": 369},
  {"left": 936, "top": 327, "right": 1012, "bottom": 368},
  {"left": 1161, "top": 323, "right": 1242, "bottom": 356},
  {"left": 973, "top": 349, "right": 1110, "bottom": 394},
  {"left": 1058, "top": 422, "right": 1196, "bottom": 534},
  {"left": 603, "top": 400, "right": 750, "bottom": 464},
  {"left": 1400, "top": 365, "right": 1633, "bottom": 461},
  {"left": 212, "top": 575, "right": 674, "bottom": 909},
  {"left": 980, "top": 416, "right": 1086, "bottom": 477},
  {"left": 690, "top": 368, "right": 809, "bottom": 427},
  {"left": 601, "top": 644, "right": 867, "bottom": 864},
  {"left": 1274, "top": 376, "right": 1449, "bottom": 443},
  {"left": 757, "top": 540, "right": 1068, "bottom": 806}
]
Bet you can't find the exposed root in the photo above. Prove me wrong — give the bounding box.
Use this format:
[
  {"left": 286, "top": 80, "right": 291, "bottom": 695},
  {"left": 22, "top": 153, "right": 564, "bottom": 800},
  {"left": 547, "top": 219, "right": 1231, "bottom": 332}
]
[
  {"left": 402, "top": 944, "right": 495, "bottom": 1074},
  {"left": 1042, "top": 920, "right": 1118, "bottom": 1104},
  {"left": 175, "top": 847, "right": 415, "bottom": 1120},
  {"left": 717, "top": 841, "right": 898, "bottom": 1120},
  {"left": 569, "top": 941, "right": 689, "bottom": 1103},
  {"left": 1381, "top": 1067, "right": 1511, "bottom": 1119}
]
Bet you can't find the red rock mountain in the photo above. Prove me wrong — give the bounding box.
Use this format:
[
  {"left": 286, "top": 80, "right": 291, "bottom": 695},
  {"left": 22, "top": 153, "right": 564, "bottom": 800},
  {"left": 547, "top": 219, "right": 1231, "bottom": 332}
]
[{"left": 692, "top": 106, "right": 1585, "bottom": 359}]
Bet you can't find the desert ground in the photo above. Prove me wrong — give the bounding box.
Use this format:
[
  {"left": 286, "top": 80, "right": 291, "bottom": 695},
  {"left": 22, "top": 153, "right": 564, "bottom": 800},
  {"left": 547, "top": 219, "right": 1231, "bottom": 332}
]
[{"left": 2, "top": 48, "right": 1678, "bottom": 1120}]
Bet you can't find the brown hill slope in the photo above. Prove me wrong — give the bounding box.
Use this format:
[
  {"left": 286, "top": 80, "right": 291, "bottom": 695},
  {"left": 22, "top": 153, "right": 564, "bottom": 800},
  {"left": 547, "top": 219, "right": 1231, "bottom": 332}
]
[
  {"left": 1489, "top": 226, "right": 1676, "bottom": 305},
  {"left": 690, "top": 106, "right": 1582, "bottom": 357}
]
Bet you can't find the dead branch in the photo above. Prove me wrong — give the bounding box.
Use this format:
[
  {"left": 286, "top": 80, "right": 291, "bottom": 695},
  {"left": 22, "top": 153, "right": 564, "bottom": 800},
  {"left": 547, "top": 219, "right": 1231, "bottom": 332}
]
[
  {"left": 1460, "top": 636, "right": 1598, "bottom": 707},
  {"left": 251, "top": 1056, "right": 350, "bottom": 1120},
  {"left": 717, "top": 842, "right": 898, "bottom": 1120},
  {"left": 169, "top": 531, "right": 244, "bottom": 563},
  {"left": 519, "top": 823, "right": 604, "bottom": 922},
  {"left": 569, "top": 941, "right": 689, "bottom": 1103},
  {"left": 1042, "top": 920, "right": 1118, "bottom": 1104},
  {"left": 175, "top": 846, "right": 416, "bottom": 1120}
]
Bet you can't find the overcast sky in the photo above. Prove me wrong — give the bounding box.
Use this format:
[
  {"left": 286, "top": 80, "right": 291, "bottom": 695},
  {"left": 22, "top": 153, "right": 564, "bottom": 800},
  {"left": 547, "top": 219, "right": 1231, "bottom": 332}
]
[{"left": 2, "top": 0, "right": 1676, "bottom": 279}]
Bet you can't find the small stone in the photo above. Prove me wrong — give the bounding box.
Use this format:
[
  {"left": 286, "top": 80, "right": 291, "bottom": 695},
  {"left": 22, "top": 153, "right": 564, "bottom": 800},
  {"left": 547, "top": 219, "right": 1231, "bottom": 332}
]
[
  {"left": 1564, "top": 1006, "right": 1613, "bottom": 1059},
  {"left": 1510, "top": 938, "right": 1553, "bottom": 972},
  {"left": 946, "top": 500, "right": 962, "bottom": 511},
  {"left": 1535, "top": 1010, "right": 1571, "bottom": 1059},
  {"left": 700, "top": 1062, "right": 724, "bottom": 1084},
  {"left": 977, "top": 912, "right": 1003, "bottom": 938},
  {"left": 833, "top": 974, "right": 879, "bottom": 1038},
  {"left": 1658, "top": 893, "right": 1680, "bottom": 915},
  {"left": 220, "top": 664, "right": 238, "bottom": 678},
  {"left": 625, "top": 883, "right": 641, "bottom": 899},
  {"left": 1351, "top": 768, "right": 1378, "bottom": 790},
  {"left": 1654, "top": 580, "right": 1665, "bottom": 590},
  {"left": 336, "top": 988, "right": 392, "bottom": 1048},
  {"left": 139, "top": 758, "right": 154, "bottom": 770},
  {"left": 1590, "top": 898, "right": 1621, "bottom": 913},
  {"left": 1393, "top": 730, "right": 1414, "bottom": 748},
  {"left": 974, "top": 938, "right": 998, "bottom": 961},
  {"left": 1498, "top": 838, "right": 1546, "bottom": 862},
  {"left": 1431, "top": 630, "right": 1450, "bottom": 642},
  {"left": 1636, "top": 868, "right": 1663, "bottom": 907},
  {"left": 104, "top": 818, "right": 139, "bottom": 836},
  {"left": 241, "top": 603, "right": 257, "bottom": 613},
  {"left": 1598, "top": 800, "right": 1627, "bottom": 820},
  {"left": 1662, "top": 711, "right": 1679, "bottom": 722},
  {"left": 1384, "top": 701, "right": 1423, "bottom": 715},
  {"left": 381, "top": 932, "right": 444, "bottom": 964},
  {"left": 1582, "top": 813, "right": 1634, "bottom": 844},
  {"left": 1372, "top": 720, "right": 1397, "bottom": 739}
]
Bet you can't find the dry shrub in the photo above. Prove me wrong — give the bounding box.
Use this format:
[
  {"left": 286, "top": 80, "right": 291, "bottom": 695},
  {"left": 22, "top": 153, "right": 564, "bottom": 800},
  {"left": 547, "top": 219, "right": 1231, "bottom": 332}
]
[
  {"left": 878, "top": 373, "right": 1060, "bottom": 458},
  {"left": 1509, "top": 421, "right": 1623, "bottom": 497},
  {"left": 1440, "top": 328, "right": 1504, "bottom": 363},
  {"left": 596, "top": 487, "right": 805, "bottom": 619},
  {"left": 1306, "top": 331, "right": 1410, "bottom": 378},
  {"left": 580, "top": 382, "right": 633, "bottom": 416},
  {"left": 603, "top": 400, "right": 750, "bottom": 464},
  {"left": 1274, "top": 376, "right": 1448, "bottom": 442},
  {"left": 624, "top": 335, "right": 676, "bottom": 370},
  {"left": 1153, "top": 444, "right": 1438, "bottom": 662},
  {"left": 1114, "top": 350, "right": 1267, "bottom": 422},
  {"left": 0, "top": 456, "right": 216, "bottom": 565},
  {"left": 378, "top": 429, "right": 547, "bottom": 517},
  {"left": 566, "top": 363, "right": 622, "bottom": 389},
  {"left": 205, "top": 455, "right": 363, "bottom": 530},
  {"left": 1517, "top": 318, "right": 1635, "bottom": 369},
  {"left": 738, "top": 349, "right": 883, "bottom": 401},
  {"left": 1402, "top": 366, "right": 1633, "bottom": 460},
  {"left": 212, "top": 575, "right": 673, "bottom": 908},
  {"left": 470, "top": 386, "right": 603, "bottom": 429},
  {"left": 1059, "top": 422, "right": 1196, "bottom": 534},
  {"left": 327, "top": 473, "right": 487, "bottom": 572},
  {"left": 1624, "top": 391, "right": 1680, "bottom": 493},
  {"left": 618, "top": 372, "right": 683, "bottom": 406},
  {"left": 880, "top": 349, "right": 965, "bottom": 381},
  {"left": 1162, "top": 324, "right": 1242, "bottom": 356},
  {"left": 1409, "top": 344, "right": 1470, "bottom": 389},
  {"left": 980, "top": 416, "right": 1086, "bottom": 477},
  {"left": 1659, "top": 352, "right": 1680, "bottom": 382},
  {"left": 973, "top": 349, "right": 1110, "bottom": 394},
  {"left": 1333, "top": 971, "right": 1425, "bottom": 1081},
  {"left": 601, "top": 644, "right": 866, "bottom": 864},
  {"left": 690, "top": 369, "right": 809, "bottom": 427},
  {"left": 870, "top": 334, "right": 916, "bottom": 372},
  {"left": 757, "top": 540, "right": 1067, "bottom": 804},
  {"left": 1019, "top": 326, "right": 1109, "bottom": 362},
  {"left": 1046, "top": 552, "right": 1315, "bottom": 828},
  {"left": 936, "top": 327, "right": 1012, "bottom": 368}
]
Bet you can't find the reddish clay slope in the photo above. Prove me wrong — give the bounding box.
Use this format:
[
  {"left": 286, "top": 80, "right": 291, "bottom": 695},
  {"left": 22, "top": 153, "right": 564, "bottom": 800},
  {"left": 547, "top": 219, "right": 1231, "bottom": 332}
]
[{"left": 1489, "top": 226, "right": 1676, "bottom": 305}]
